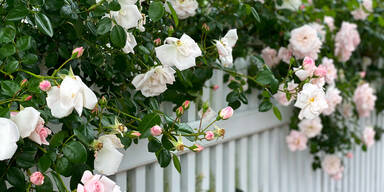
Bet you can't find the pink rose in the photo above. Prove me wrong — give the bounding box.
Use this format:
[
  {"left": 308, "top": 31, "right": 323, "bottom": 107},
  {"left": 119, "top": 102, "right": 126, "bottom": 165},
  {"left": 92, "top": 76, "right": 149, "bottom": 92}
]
[
  {"left": 314, "top": 65, "right": 327, "bottom": 77},
  {"left": 205, "top": 131, "right": 215, "bottom": 141},
  {"left": 193, "top": 144, "right": 204, "bottom": 152},
  {"left": 182, "top": 100, "right": 190, "bottom": 109},
  {"left": 334, "top": 22, "right": 360, "bottom": 62},
  {"left": 150, "top": 125, "right": 162, "bottom": 136},
  {"left": 130, "top": 131, "right": 141, "bottom": 137},
  {"left": 39, "top": 80, "right": 51, "bottom": 92},
  {"left": 261, "top": 47, "right": 280, "bottom": 67},
  {"left": 219, "top": 106, "right": 233, "bottom": 120},
  {"left": 346, "top": 152, "right": 353, "bottom": 159},
  {"left": 30, "top": 172, "right": 44, "bottom": 186},
  {"left": 303, "top": 57, "right": 316, "bottom": 73},
  {"left": 32, "top": 119, "right": 52, "bottom": 145},
  {"left": 286, "top": 130, "right": 307, "bottom": 151},
  {"left": 77, "top": 170, "right": 121, "bottom": 192},
  {"left": 363, "top": 126, "right": 375, "bottom": 148},
  {"left": 278, "top": 47, "right": 292, "bottom": 64},
  {"left": 353, "top": 83, "right": 376, "bottom": 117},
  {"left": 72, "top": 47, "right": 84, "bottom": 58}
]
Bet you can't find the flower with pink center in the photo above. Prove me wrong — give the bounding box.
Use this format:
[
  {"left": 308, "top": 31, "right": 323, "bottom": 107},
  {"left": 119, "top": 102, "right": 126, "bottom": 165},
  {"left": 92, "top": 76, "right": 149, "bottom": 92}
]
[
  {"left": 319, "top": 57, "right": 337, "bottom": 84},
  {"left": 295, "top": 57, "right": 316, "bottom": 81},
  {"left": 286, "top": 130, "right": 308, "bottom": 151},
  {"left": 72, "top": 47, "right": 84, "bottom": 58},
  {"left": 30, "top": 172, "right": 44, "bottom": 186},
  {"left": 261, "top": 47, "right": 280, "bottom": 67},
  {"left": 334, "top": 22, "right": 360, "bottom": 62},
  {"left": 273, "top": 80, "right": 298, "bottom": 106},
  {"left": 77, "top": 170, "right": 121, "bottom": 192},
  {"left": 205, "top": 131, "right": 215, "bottom": 141},
  {"left": 278, "top": 47, "right": 292, "bottom": 64},
  {"left": 39, "top": 80, "right": 51, "bottom": 92},
  {"left": 314, "top": 65, "right": 327, "bottom": 77},
  {"left": 363, "top": 126, "right": 375, "bottom": 148},
  {"left": 150, "top": 125, "right": 162, "bottom": 136},
  {"left": 353, "top": 83, "right": 376, "bottom": 117},
  {"left": 323, "top": 86, "right": 343, "bottom": 115},
  {"left": 289, "top": 25, "right": 322, "bottom": 60},
  {"left": 219, "top": 106, "right": 233, "bottom": 120}
]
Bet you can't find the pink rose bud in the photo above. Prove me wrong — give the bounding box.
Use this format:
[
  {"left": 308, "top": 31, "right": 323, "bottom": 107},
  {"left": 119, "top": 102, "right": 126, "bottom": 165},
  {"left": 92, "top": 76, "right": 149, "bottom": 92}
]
[
  {"left": 72, "top": 47, "right": 84, "bottom": 58},
  {"left": 219, "top": 106, "right": 234, "bottom": 120},
  {"left": 150, "top": 125, "right": 162, "bottom": 136},
  {"left": 205, "top": 131, "right": 215, "bottom": 141},
  {"left": 182, "top": 100, "right": 190, "bottom": 110},
  {"left": 303, "top": 57, "right": 315, "bottom": 71},
  {"left": 131, "top": 131, "right": 141, "bottom": 137},
  {"left": 21, "top": 79, "right": 28, "bottom": 87},
  {"left": 314, "top": 65, "right": 327, "bottom": 77},
  {"left": 39, "top": 80, "right": 51, "bottom": 91},
  {"left": 25, "top": 95, "right": 32, "bottom": 101},
  {"left": 346, "top": 152, "right": 353, "bottom": 159},
  {"left": 300, "top": 5, "right": 305, "bottom": 10},
  {"left": 212, "top": 85, "right": 219, "bottom": 91},
  {"left": 360, "top": 71, "right": 366, "bottom": 78},
  {"left": 193, "top": 144, "right": 204, "bottom": 152},
  {"left": 30, "top": 172, "right": 44, "bottom": 186},
  {"left": 176, "top": 106, "right": 184, "bottom": 116},
  {"left": 202, "top": 23, "right": 210, "bottom": 31},
  {"left": 154, "top": 38, "right": 161, "bottom": 46}
]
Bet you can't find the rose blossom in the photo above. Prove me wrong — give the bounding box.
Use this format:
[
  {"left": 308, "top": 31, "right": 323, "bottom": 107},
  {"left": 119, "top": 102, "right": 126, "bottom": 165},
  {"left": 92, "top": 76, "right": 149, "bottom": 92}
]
[
  {"left": 298, "top": 117, "right": 322, "bottom": 138},
  {"left": 289, "top": 25, "right": 322, "bottom": 60},
  {"left": 324, "top": 16, "right": 335, "bottom": 31},
  {"left": 353, "top": 83, "right": 376, "bottom": 117},
  {"left": 363, "top": 126, "right": 375, "bottom": 148},
  {"left": 109, "top": 3, "right": 141, "bottom": 30},
  {"left": 30, "top": 172, "right": 44, "bottom": 186},
  {"left": 319, "top": 57, "right": 337, "bottom": 84},
  {"left": 205, "top": 131, "right": 215, "bottom": 141},
  {"left": 219, "top": 106, "right": 234, "bottom": 120},
  {"left": 77, "top": 170, "right": 121, "bottom": 192},
  {"left": 261, "top": 47, "right": 280, "bottom": 67},
  {"left": 166, "top": 0, "right": 198, "bottom": 20},
  {"left": 94, "top": 135, "right": 124, "bottom": 175},
  {"left": 309, "top": 23, "right": 326, "bottom": 42},
  {"left": 278, "top": 47, "right": 292, "bottom": 64},
  {"left": 294, "top": 83, "right": 328, "bottom": 120},
  {"left": 322, "top": 155, "right": 342, "bottom": 176},
  {"left": 294, "top": 56, "right": 316, "bottom": 81},
  {"left": 286, "top": 130, "right": 307, "bottom": 151},
  {"left": 331, "top": 166, "right": 344, "bottom": 180},
  {"left": 39, "top": 80, "right": 51, "bottom": 91},
  {"left": 314, "top": 65, "right": 327, "bottom": 77},
  {"left": 156, "top": 34, "right": 202, "bottom": 70},
  {"left": 122, "top": 31, "right": 137, "bottom": 54},
  {"left": 276, "top": 0, "right": 302, "bottom": 11},
  {"left": 132, "top": 66, "right": 176, "bottom": 97},
  {"left": 72, "top": 47, "right": 84, "bottom": 58},
  {"left": 334, "top": 22, "right": 361, "bottom": 62},
  {"left": 215, "top": 29, "right": 238, "bottom": 67},
  {"left": 11, "top": 107, "right": 52, "bottom": 145},
  {"left": 310, "top": 77, "right": 325, "bottom": 88},
  {"left": 273, "top": 80, "right": 298, "bottom": 106},
  {"left": 46, "top": 74, "right": 98, "bottom": 118},
  {"left": 351, "top": 0, "right": 372, "bottom": 20},
  {"left": 151, "top": 125, "right": 163, "bottom": 136},
  {"left": 0, "top": 118, "right": 20, "bottom": 161},
  {"left": 322, "top": 86, "right": 343, "bottom": 115}
]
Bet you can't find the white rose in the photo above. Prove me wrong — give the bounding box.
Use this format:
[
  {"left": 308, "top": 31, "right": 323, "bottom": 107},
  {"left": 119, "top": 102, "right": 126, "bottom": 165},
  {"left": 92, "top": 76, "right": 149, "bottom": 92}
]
[
  {"left": 216, "top": 29, "right": 238, "bottom": 67},
  {"left": 122, "top": 31, "right": 137, "bottom": 54},
  {"left": 155, "top": 34, "right": 202, "bottom": 71},
  {"left": 322, "top": 86, "right": 342, "bottom": 115},
  {"left": 132, "top": 66, "right": 176, "bottom": 97},
  {"left": 322, "top": 155, "right": 342, "bottom": 175},
  {"left": 261, "top": 47, "right": 280, "bottom": 68},
  {"left": 294, "top": 83, "right": 328, "bottom": 120},
  {"left": 309, "top": 23, "right": 326, "bottom": 42},
  {"left": 94, "top": 135, "right": 124, "bottom": 176},
  {"left": 278, "top": 47, "right": 292, "bottom": 64},
  {"left": 276, "top": 0, "right": 302, "bottom": 11},
  {"left": 289, "top": 25, "right": 322, "bottom": 60},
  {"left": 298, "top": 117, "right": 322, "bottom": 138},
  {"left": 46, "top": 75, "right": 98, "bottom": 118},
  {"left": 166, "top": 0, "right": 198, "bottom": 19},
  {"left": 0, "top": 118, "right": 20, "bottom": 161},
  {"left": 110, "top": 4, "right": 142, "bottom": 30},
  {"left": 323, "top": 16, "right": 335, "bottom": 31}
]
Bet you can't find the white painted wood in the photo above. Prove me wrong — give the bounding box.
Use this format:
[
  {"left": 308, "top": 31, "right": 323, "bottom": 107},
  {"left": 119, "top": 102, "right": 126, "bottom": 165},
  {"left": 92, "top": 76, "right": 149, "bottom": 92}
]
[
  {"left": 250, "top": 134, "right": 260, "bottom": 192},
  {"left": 261, "top": 131, "right": 270, "bottom": 192},
  {"left": 213, "top": 144, "right": 224, "bottom": 192},
  {"left": 197, "top": 148, "right": 210, "bottom": 191},
  {"left": 152, "top": 163, "right": 164, "bottom": 192},
  {"left": 223, "top": 141, "right": 235, "bottom": 192},
  {"left": 169, "top": 158, "right": 181, "bottom": 192},
  {"left": 134, "top": 167, "right": 146, "bottom": 192},
  {"left": 114, "top": 172, "right": 127, "bottom": 192},
  {"left": 238, "top": 137, "right": 248, "bottom": 191},
  {"left": 180, "top": 153, "right": 196, "bottom": 192}
]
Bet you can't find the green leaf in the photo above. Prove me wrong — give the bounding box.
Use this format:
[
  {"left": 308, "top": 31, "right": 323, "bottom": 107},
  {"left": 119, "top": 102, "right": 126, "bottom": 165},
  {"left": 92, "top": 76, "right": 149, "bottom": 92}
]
[
  {"left": 4, "top": 57, "right": 19, "bottom": 74},
  {"left": 0, "top": 179, "right": 6, "bottom": 191},
  {"left": 259, "top": 100, "right": 272, "bottom": 112},
  {"left": 273, "top": 106, "right": 282, "bottom": 121},
  {"left": 38, "top": 155, "right": 52, "bottom": 172},
  {"left": 250, "top": 7, "right": 260, "bottom": 22},
  {"left": 35, "top": 13, "right": 54, "bottom": 37},
  {"left": 148, "top": 136, "right": 162, "bottom": 152},
  {"left": 7, "top": 7, "right": 29, "bottom": 21},
  {"left": 138, "top": 113, "right": 161, "bottom": 132},
  {"left": 255, "top": 70, "right": 275, "bottom": 86},
  {"left": 108, "top": 0, "right": 121, "bottom": 11},
  {"left": 157, "top": 148, "right": 171, "bottom": 168},
  {"left": 16, "top": 36, "right": 33, "bottom": 51},
  {"left": 172, "top": 154, "right": 181, "bottom": 173},
  {"left": 0, "top": 44, "right": 16, "bottom": 58},
  {"left": 15, "top": 146, "right": 37, "bottom": 168},
  {"left": 49, "top": 131, "right": 69, "bottom": 147},
  {"left": 22, "top": 53, "right": 38, "bottom": 66},
  {"left": 55, "top": 157, "right": 72, "bottom": 177},
  {"left": 0, "top": 27, "right": 16, "bottom": 43},
  {"left": 96, "top": 17, "right": 112, "bottom": 35},
  {"left": 226, "top": 91, "right": 240, "bottom": 103},
  {"left": 166, "top": 2, "right": 179, "bottom": 27},
  {"left": 110, "top": 25, "right": 127, "bottom": 48},
  {"left": 36, "top": 175, "right": 53, "bottom": 192},
  {"left": 73, "top": 124, "right": 97, "bottom": 145},
  {"left": 51, "top": 172, "right": 67, "bottom": 192},
  {"left": 62, "top": 141, "right": 88, "bottom": 164},
  {"left": 149, "top": 1, "right": 165, "bottom": 22},
  {"left": 0, "top": 80, "right": 20, "bottom": 97},
  {"left": 6, "top": 167, "right": 26, "bottom": 188}
]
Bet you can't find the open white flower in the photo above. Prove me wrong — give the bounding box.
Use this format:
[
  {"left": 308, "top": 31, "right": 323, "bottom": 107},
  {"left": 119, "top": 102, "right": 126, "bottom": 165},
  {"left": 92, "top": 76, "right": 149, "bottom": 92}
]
[
  {"left": 215, "top": 29, "right": 238, "bottom": 67},
  {"left": 309, "top": 23, "right": 326, "bottom": 42},
  {"left": 46, "top": 75, "right": 98, "bottom": 118},
  {"left": 323, "top": 86, "right": 342, "bottom": 115},
  {"left": 289, "top": 25, "right": 322, "bottom": 60},
  {"left": 294, "top": 83, "right": 328, "bottom": 120},
  {"left": 94, "top": 135, "right": 124, "bottom": 176},
  {"left": 276, "top": 0, "right": 302, "bottom": 11},
  {"left": 166, "top": 0, "right": 198, "bottom": 19},
  {"left": 110, "top": 4, "right": 141, "bottom": 30},
  {"left": 0, "top": 118, "right": 20, "bottom": 161},
  {"left": 132, "top": 66, "right": 176, "bottom": 97},
  {"left": 122, "top": 31, "right": 137, "bottom": 54},
  {"left": 155, "top": 34, "right": 201, "bottom": 71},
  {"left": 299, "top": 117, "right": 322, "bottom": 138},
  {"left": 322, "top": 155, "right": 342, "bottom": 176}
]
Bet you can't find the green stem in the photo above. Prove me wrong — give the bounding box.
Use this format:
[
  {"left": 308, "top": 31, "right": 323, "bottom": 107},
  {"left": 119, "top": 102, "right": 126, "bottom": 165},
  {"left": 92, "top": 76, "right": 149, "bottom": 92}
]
[
  {"left": 86, "top": 0, "right": 106, "bottom": 12},
  {"left": 107, "top": 106, "right": 142, "bottom": 121},
  {"left": 63, "top": 135, "right": 75, "bottom": 146},
  {"left": 51, "top": 57, "right": 73, "bottom": 77},
  {"left": 18, "top": 69, "right": 58, "bottom": 79},
  {"left": 0, "top": 69, "right": 14, "bottom": 79},
  {"left": 202, "top": 119, "right": 217, "bottom": 132}
]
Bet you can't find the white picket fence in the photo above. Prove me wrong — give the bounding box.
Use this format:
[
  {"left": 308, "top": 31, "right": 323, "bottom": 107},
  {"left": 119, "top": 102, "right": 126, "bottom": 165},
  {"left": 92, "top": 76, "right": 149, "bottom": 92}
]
[{"left": 109, "top": 67, "right": 384, "bottom": 192}]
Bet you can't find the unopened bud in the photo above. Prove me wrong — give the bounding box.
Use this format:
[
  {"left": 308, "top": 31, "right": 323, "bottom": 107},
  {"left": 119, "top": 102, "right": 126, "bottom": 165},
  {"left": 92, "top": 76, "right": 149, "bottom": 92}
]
[
  {"left": 202, "top": 23, "right": 210, "bottom": 31},
  {"left": 154, "top": 38, "right": 162, "bottom": 46},
  {"left": 130, "top": 131, "right": 141, "bottom": 137},
  {"left": 21, "top": 79, "right": 28, "bottom": 87},
  {"left": 182, "top": 100, "right": 190, "bottom": 110},
  {"left": 72, "top": 47, "right": 84, "bottom": 58},
  {"left": 192, "top": 144, "right": 204, "bottom": 152},
  {"left": 176, "top": 106, "right": 184, "bottom": 117},
  {"left": 151, "top": 125, "right": 162, "bottom": 136},
  {"left": 39, "top": 80, "right": 51, "bottom": 91},
  {"left": 24, "top": 95, "right": 32, "bottom": 101},
  {"left": 99, "top": 96, "right": 107, "bottom": 106},
  {"left": 219, "top": 106, "right": 233, "bottom": 120},
  {"left": 205, "top": 131, "right": 214, "bottom": 141}
]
